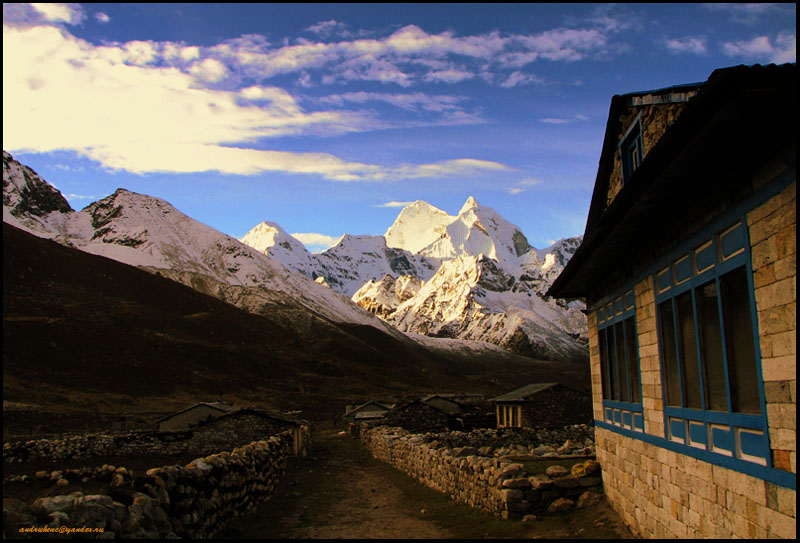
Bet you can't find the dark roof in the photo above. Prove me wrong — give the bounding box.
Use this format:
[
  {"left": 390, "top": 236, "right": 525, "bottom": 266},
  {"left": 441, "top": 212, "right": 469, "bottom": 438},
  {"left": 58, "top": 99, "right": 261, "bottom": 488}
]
[
  {"left": 490, "top": 383, "right": 559, "bottom": 402},
  {"left": 155, "top": 402, "right": 236, "bottom": 423},
  {"left": 208, "top": 407, "right": 307, "bottom": 427},
  {"left": 343, "top": 401, "right": 394, "bottom": 417},
  {"left": 548, "top": 63, "right": 797, "bottom": 299},
  {"left": 389, "top": 399, "right": 451, "bottom": 415}
]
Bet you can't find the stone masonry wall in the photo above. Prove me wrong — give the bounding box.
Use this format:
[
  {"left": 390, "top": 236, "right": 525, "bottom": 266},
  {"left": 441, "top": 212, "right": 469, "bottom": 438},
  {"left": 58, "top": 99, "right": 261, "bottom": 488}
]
[
  {"left": 360, "top": 425, "right": 604, "bottom": 518},
  {"left": 4, "top": 413, "right": 297, "bottom": 464},
  {"left": 596, "top": 427, "right": 795, "bottom": 538},
  {"left": 747, "top": 180, "right": 796, "bottom": 475},
  {"left": 4, "top": 428, "right": 309, "bottom": 539}
]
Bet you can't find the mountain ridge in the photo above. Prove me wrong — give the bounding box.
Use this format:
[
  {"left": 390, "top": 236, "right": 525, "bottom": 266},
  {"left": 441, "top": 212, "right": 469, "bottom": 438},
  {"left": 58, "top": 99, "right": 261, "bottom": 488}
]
[{"left": 240, "top": 194, "right": 588, "bottom": 361}]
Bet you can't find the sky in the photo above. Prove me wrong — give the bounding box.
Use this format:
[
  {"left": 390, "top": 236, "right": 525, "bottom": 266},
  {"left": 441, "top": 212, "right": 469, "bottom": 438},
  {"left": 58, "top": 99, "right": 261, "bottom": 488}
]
[{"left": 3, "top": 3, "right": 796, "bottom": 251}]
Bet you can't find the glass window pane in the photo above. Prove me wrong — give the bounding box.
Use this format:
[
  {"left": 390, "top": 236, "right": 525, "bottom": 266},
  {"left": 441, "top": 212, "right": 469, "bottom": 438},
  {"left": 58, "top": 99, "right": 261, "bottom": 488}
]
[
  {"left": 599, "top": 327, "right": 611, "bottom": 400},
  {"left": 695, "top": 280, "right": 727, "bottom": 411},
  {"left": 720, "top": 268, "right": 761, "bottom": 414},
  {"left": 625, "top": 318, "right": 641, "bottom": 403},
  {"left": 676, "top": 291, "right": 702, "bottom": 409},
  {"left": 606, "top": 327, "right": 619, "bottom": 401},
  {"left": 658, "top": 301, "right": 681, "bottom": 407},
  {"left": 615, "top": 322, "right": 629, "bottom": 402}
]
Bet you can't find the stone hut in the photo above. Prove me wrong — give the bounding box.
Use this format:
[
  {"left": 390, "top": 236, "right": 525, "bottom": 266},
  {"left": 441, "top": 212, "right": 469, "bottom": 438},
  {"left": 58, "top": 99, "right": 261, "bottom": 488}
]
[
  {"left": 155, "top": 402, "right": 237, "bottom": 431},
  {"left": 342, "top": 401, "right": 394, "bottom": 425},
  {"left": 491, "top": 383, "right": 592, "bottom": 429},
  {"left": 422, "top": 395, "right": 463, "bottom": 415},
  {"left": 196, "top": 408, "right": 309, "bottom": 458},
  {"left": 548, "top": 63, "right": 796, "bottom": 538},
  {"left": 382, "top": 400, "right": 452, "bottom": 433}
]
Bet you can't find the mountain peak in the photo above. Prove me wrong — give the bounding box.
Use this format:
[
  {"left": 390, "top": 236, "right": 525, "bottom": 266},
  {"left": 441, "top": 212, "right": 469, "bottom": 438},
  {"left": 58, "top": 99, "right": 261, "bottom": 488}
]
[
  {"left": 459, "top": 196, "right": 479, "bottom": 215},
  {"left": 384, "top": 199, "right": 453, "bottom": 254}
]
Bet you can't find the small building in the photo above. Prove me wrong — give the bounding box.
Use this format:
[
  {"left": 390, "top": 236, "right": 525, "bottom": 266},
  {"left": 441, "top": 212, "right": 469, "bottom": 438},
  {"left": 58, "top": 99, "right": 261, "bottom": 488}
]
[
  {"left": 422, "top": 395, "right": 463, "bottom": 415},
  {"left": 195, "top": 407, "right": 309, "bottom": 458},
  {"left": 382, "top": 400, "right": 452, "bottom": 433},
  {"left": 490, "top": 383, "right": 592, "bottom": 428},
  {"left": 547, "top": 64, "right": 795, "bottom": 538},
  {"left": 155, "top": 402, "right": 237, "bottom": 431},
  {"left": 342, "top": 401, "right": 394, "bottom": 425}
]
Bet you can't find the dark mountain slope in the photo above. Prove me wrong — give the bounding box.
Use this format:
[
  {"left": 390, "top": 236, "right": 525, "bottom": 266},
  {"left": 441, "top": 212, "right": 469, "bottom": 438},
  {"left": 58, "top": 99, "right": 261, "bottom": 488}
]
[{"left": 3, "top": 222, "right": 589, "bottom": 428}]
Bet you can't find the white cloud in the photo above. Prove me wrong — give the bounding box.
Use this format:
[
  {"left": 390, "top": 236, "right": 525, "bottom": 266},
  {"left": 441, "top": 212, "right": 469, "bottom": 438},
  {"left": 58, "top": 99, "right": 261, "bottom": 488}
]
[
  {"left": 508, "top": 177, "right": 545, "bottom": 194},
  {"left": 722, "top": 33, "right": 796, "bottom": 63},
  {"left": 703, "top": 3, "right": 788, "bottom": 23},
  {"left": 95, "top": 12, "right": 110, "bottom": 24},
  {"left": 306, "top": 20, "right": 351, "bottom": 39},
  {"left": 375, "top": 201, "right": 415, "bottom": 208},
  {"left": 540, "top": 114, "right": 589, "bottom": 125},
  {"left": 423, "top": 68, "right": 475, "bottom": 84},
  {"left": 500, "top": 71, "right": 545, "bottom": 88},
  {"left": 665, "top": 36, "right": 708, "bottom": 55},
  {"left": 290, "top": 232, "right": 342, "bottom": 251},
  {"left": 29, "top": 3, "right": 84, "bottom": 25},
  {"left": 188, "top": 57, "right": 228, "bottom": 83}
]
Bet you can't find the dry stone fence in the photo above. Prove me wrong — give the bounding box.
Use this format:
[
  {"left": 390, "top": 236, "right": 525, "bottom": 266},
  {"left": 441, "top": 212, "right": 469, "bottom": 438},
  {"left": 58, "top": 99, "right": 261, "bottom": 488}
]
[
  {"left": 360, "top": 424, "right": 605, "bottom": 518},
  {"left": 3, "top": 412, "right": 310, "bottom": 539}
]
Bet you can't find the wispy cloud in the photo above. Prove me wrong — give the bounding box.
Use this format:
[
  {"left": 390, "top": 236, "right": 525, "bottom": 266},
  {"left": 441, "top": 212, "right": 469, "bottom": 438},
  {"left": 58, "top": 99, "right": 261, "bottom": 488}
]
[
  {"left": 540, "top": 114, "right": 589, "bottom": 125},
  {"left": 95, "top": 12, "right": 110, "bottom": 24},
  {"left": 664, "top": 36, "right": 708, "bottom": 55},
  {"left": 374, "top": 201, "right": 415, "bottom": 208},
  {"left": 290, "top": 232, "right": 341, "bottom": 252},
  {"left": 508, "top": 177, "right": 545, "bottom": 195},
  {"left": 305, "top": 20, "right": 352, "bottom": 39},
  {"left": 500, "top": 71, "right": 546, "bottom": 88},
  {"left": 703, "top": 3, "right": 788, "bottom": 24},
  {"left": 722, "top": 32, "right": 796, "bottom": 63}
]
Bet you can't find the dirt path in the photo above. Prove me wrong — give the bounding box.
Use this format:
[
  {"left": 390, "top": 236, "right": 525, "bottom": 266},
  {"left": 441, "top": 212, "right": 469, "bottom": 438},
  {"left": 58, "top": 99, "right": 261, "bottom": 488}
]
[
  {"left": 222, "top": 424, "right": 451, "bottom": 539},
  {"left": 221, "top": 424, "right": 634, "bottom": 540}
]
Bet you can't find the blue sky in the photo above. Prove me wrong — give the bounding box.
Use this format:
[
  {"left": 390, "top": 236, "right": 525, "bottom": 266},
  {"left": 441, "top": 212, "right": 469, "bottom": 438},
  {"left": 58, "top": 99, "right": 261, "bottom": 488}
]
[{"left": 3, "top": 3, "right": 796, "bottom": 251}]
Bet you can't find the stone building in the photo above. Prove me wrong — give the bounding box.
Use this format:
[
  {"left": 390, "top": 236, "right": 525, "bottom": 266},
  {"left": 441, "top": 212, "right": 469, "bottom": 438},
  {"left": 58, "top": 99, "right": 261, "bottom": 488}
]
[
  {"left": 548, "top": 64, "right": 796, "bottom": 538},
  {"left": 342, "top": 400, "right": 394, "bottom": 425},
  {"left": 155, "top": 402, "right": 237, "bottom": 431},
  {"left": 490, "top": 383, "right": 592, "bottom": 429},
  {"left": 382, "top": 400, "right": 452, "bottom": 433}
]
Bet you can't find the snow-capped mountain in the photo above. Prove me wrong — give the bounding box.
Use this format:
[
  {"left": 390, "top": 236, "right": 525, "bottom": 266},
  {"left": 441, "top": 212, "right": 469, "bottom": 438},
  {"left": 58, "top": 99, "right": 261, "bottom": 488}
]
[
  {"left": 239, "top": 225, "right": 439, "bottom": 297},
  {"left": 240, "top": 194, "right": 588, "bottom": 361},
  {"left": 1, "top": 151, "right": 401, "bottom": 335}
]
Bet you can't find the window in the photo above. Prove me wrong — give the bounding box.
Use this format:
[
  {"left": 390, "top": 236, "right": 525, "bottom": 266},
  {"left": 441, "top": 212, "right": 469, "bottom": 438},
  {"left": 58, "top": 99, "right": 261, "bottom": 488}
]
[
  {"left": 498, "top": 405, "right": 521, "bottom": 428},
  {"left": 597, "top": 288, "right": 643, "bottom": 431},
  {"left": 620, "top": 119, "right": 644, "bottom": 185},
  {"left": 655, "top": 220, "right": 768, "bottom": 465}
]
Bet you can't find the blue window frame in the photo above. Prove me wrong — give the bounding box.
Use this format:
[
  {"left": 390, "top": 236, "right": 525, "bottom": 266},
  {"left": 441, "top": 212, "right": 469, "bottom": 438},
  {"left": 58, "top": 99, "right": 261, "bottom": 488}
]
[
  {"left": 620, "top": 117, "right": 644, "bottom": 185},
  {"left": 654, "top": 218, "right": 770, "bottom": 467},
  {"left": 597, "top": 288, "right": 644, "bottom": 432}
]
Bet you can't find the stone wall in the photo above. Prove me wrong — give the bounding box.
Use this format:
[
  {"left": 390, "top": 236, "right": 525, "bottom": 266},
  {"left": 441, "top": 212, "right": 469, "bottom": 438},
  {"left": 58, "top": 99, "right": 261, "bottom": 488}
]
[
  {"left": 360, "top": 425, "right": 603, "bottom": 518},
  {"left": 747, "top": 181, "right": 796, "bottom": 474},
  {"left": 596, "top": 427, "right": 795, "bottom": 538},
  {"left": 5, "top": 429, "right": 306, "bottom": 539},
  {"left": 4, "top": 411, "right": 304, "bottom": 464}
]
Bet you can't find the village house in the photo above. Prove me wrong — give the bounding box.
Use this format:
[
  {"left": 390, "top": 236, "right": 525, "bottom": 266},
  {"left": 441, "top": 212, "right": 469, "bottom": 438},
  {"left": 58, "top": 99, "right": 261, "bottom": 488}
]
[
  {"left": 342, "top": 400, "right": 394, "bottom": 425},
  {"left": 490, "top": 383, "right": 592, "bottom": 429},
  {"left": 382, "top": 400, "right": 453, "bottom": 433},
  {"left": 194, "top": 407, "right": 309, "bottom": 458},
  {"left": 155, "top": 401, "right": 237, "bottom": 431},
  {"left": 548, "top": 64, "right": 796, "bottom": 538}
]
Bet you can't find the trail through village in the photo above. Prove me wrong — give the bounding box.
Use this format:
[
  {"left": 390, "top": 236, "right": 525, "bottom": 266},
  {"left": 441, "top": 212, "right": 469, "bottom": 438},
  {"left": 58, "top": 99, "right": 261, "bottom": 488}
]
[{"left": 222, "top": 424, "right": 633, "bottom": 540}]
